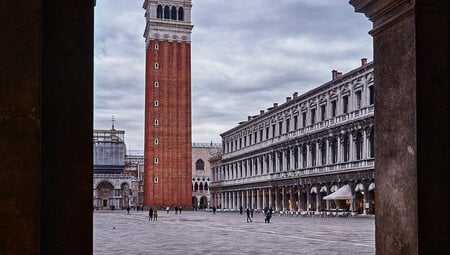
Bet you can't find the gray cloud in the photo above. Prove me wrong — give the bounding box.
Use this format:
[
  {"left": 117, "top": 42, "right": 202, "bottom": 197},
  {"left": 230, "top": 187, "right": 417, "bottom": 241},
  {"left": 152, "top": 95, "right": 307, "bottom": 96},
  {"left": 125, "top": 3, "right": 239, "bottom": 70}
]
[{"left": 94, "top": 0, "right": 372, "bottom": 150}]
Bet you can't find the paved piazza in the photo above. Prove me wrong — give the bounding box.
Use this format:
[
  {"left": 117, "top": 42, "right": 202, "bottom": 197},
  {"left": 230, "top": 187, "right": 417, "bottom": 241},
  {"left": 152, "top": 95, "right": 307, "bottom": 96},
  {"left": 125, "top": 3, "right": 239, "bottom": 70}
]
[{"left": 94, "top": 210, "right": 375, "bottom": 255}]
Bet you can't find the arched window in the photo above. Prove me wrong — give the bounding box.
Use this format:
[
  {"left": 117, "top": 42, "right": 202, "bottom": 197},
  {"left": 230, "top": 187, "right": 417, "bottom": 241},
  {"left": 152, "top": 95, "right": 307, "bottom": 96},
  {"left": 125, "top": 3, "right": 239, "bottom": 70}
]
[
  {"left": 156, "top": 5, "right": 163, "bottom": 19},
  {"left": 171, "top": 6, "right": 177, "bottom": 20},
  {"left": 204, "top": 182, "right": 208, "bottom": 190},
  {"left": 163, "top": 6, "right": 170, "bottom": 19},
  {"left": 178, "top": 7, "right": 184, "bottom": 21},
  {"left": 196, "top": 159, "right": 204, "bottom": 170},
  {"left": 194, "top": 182, "right": 198, "bottom": 192},
  {"left": 199, "top": 183, "right": 203, "bottom": 191}
]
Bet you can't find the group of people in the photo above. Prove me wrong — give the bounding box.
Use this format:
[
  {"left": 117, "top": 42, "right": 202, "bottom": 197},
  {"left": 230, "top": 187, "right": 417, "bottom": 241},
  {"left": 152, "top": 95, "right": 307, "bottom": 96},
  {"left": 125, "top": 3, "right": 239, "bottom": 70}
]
[
  {"left": 241, "top": 206, "right": 273, "bottom": 223},
  {"left": 166, "top": 206, "right": 183, "bottom": 214},
  {"left": 148, "top": 207, "right": 158, "bottom": 221}
]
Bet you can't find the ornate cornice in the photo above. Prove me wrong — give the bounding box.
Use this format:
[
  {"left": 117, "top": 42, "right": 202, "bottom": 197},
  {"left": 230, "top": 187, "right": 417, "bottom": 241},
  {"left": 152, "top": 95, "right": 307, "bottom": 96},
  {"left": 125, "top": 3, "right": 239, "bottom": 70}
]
[{"left": 349, "top": 0, "right": 415, "bottom": 35}]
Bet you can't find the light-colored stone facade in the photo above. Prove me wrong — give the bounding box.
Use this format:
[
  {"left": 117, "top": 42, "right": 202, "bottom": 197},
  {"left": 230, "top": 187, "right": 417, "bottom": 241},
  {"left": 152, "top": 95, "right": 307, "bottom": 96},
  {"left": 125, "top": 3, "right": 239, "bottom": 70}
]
[
  {"left": 191, "top": 143, "right": 221, "bottom": 209},
  {"left": 92, "top": 128, "right": 143, "bottom": 210},
  {"left": 210, "top": 60, "right": 375, "bottom": 215}
]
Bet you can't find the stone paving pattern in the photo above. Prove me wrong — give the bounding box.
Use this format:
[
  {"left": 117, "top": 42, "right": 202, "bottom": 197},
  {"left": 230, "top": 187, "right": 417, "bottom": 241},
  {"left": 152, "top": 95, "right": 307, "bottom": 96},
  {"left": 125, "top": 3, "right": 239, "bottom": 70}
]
[{"left": 94, "top": 210, "right": 375, "bottom": 255}]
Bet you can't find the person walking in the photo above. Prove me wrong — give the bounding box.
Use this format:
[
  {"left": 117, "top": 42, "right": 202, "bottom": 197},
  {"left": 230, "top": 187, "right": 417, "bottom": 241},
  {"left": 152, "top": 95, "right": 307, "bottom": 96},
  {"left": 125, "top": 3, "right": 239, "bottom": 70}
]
[
  {"left": 246, "top": 208, "right": 252, "bottom": 223},
  {"left": 175, "top": 206, "right": 178, "bottom": 214},
  {"left": 126, "top": 205, "right": 130, "bottom": 214},
  {"left": 179, "top": 206, "right": 182, "bottom": 214},
  {"left": 266, "top": 207, "right": 273, "bottom": 223},
  {"left": 166, "top": 206, "right": 170, "bottom": 214},
  {"left": 239, "top": 206, "right": 243, "bottom": 215},
  {"left": 250, "top": 208, "right": 254, "bottom": 218},
  {"left": 149, "top": 207, "right": 154, "bottom": 221},
  {"left": 212, "top": 206, "right": 216, "bottom": 215},
  {"left": 153, "top": 210, "right": 158, "bottom": 221}
]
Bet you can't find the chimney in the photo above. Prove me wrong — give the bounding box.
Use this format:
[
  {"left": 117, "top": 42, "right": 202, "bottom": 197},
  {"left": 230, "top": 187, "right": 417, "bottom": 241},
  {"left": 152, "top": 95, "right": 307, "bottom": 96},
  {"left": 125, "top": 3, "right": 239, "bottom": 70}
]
[
  {"left": 248, "top": 116, "right": 252, "bottom": 121},
  {"left": 293, "top": 92, "right": 298, "bottom": 98},
  {"left": 332, "top": 70, "right": 338, "bottom": 80},
  {"left": 286, "top": 97, "right": 291, "bottom": 102},
  {"left": 273, "top": 103, "right": 278, "bottom": 107},
  {"left": 361, "top": 58, "right": 368, "bottom": 66},
  {"left": 336, "top": 71, "right": 342, "bottom": 78},
  {"left": 260, "top": 110, "right": 265, "bottom": 115}
]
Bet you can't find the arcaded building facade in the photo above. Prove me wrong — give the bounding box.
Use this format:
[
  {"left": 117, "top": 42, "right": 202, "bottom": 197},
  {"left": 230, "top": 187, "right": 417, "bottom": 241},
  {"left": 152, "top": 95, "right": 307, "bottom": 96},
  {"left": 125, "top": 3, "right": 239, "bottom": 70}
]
[
  {"left": 142, "top": 0, "right": 193, "bottom": 207},
  {"left": 210, "top": 60, "right": 375, "bottom": 215},
  {"left": 191, "top": 143, "right": 221, "bottom": 209},
  {"left": 93, "top": 128, "right": 141, "bottom": 209}
]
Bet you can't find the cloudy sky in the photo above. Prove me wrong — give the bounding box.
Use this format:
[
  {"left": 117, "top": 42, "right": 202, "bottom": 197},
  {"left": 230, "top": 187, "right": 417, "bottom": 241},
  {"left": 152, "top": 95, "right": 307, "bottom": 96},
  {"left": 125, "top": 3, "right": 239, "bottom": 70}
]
[{"left": 94, "top": 0, "right": 373, "bottom": 151}]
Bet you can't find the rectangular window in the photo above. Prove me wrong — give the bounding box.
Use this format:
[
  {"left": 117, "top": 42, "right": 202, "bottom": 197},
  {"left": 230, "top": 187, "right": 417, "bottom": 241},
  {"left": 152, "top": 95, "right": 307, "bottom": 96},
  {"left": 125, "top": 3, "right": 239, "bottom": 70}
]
[
  {"left": 369, "top": 86, "right": 374, "bottom": 105},
  {"left": 278, "top": 122, "right": 283, "bottom": 135},
  {"left": 254, "top": 131, "right": 257, "bottom": 143},
  {"left": 321, "top": 104, "right": 326, "bottom": 121},
  {"left": 286, "top": 119, "right": 290, "bottom": 133},
  {"left": 249, "top": 134, "right": 252, "bottom": 145},
  {"left": 244, "top": 136, "right": 247, "bottom": 146},
  {"left": 265, "top": 127, "right": 269, "bottom": 140},
  {"left": 343, "top": 95, "right": 349, "bottom": 114},
  {"left": 311, "top": 109, "right": 316, "bottom": 125},
  {"left": 272, "top": 124, "right": 276, "bottom": 137},
  {"left": 293, "top": 115, "right": 298, "bottom": 130},
  {"left": 355, "top": 90, "right": 362, "bottom": 109},
  {"left": 331, "top": 100, "right": 337, "bottom": 117},
  {"left": 302, "top": 112, "right": 306, "bottom": 127},
  {"left": 259, "top": 130, "right": 263, "bottom": 142},
  {"left": 239, "top": 138, "right": 242, "bottom": 149}
]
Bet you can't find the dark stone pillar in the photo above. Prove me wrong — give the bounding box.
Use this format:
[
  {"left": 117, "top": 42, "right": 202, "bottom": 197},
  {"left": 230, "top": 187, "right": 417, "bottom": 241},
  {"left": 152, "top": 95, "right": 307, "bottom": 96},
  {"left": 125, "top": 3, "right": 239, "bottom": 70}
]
[
  {"left": 41, "top": 1, "right": 94, "bottom": 254},
  {"left": 0, "top": 2, "right": 42, "bottom": 254},
  {"left": 0, "top": 1, "right": 94, "bottom": 254},
  {"left": 349, "top": 0, "right": 449, "bottom": 254}
]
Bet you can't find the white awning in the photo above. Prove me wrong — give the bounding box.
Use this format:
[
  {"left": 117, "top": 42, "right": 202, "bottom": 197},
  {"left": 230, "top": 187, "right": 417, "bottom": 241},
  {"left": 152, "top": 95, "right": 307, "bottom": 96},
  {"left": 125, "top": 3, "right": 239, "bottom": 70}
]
[
  {"left": 330, "top": 185, "right": 338, "bottom": 192},
  {"left": 355, "top": 183, "right": 364, "bottom": 192},
  {"left": 310, "top": 186, "right": 318, "bottom": 194},
  {"left": 320, "top": 186, "right": 327, "bottom": 193},
  {"left": 323, "top": 184, "right": 353, "bottom": 200},
  {"left": 369, "top": 182, "right": 375, "bottom": 191}
]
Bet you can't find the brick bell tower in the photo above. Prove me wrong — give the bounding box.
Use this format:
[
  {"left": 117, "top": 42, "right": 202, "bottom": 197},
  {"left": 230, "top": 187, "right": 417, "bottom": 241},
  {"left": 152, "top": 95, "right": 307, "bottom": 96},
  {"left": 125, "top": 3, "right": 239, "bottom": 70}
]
[{"left": 142, "top": 0, "right": 193, "bottom": 207}]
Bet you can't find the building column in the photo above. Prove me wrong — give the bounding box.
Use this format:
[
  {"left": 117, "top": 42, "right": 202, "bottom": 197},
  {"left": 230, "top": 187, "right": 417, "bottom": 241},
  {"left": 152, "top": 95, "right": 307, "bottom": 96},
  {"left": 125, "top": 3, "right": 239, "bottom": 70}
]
[
  {"left": 298, "top": 146, "right": 302, "bottom": 169},
  {"left": 268, "top": 188, "right": 272, "bottom": 208},
  {"left": 306, "top": 187, "right": 310, "bottom": 212},
  {"left": 245, "top": 190, "right": 249, "bottom": 208},
  {"left": 250, "top": 190, "right": 254, "bottom": 209},
  {"left": 256, "top": 189, "right": 260, "bottom": 209},
  {"left": 289, "top": 187, "right": 294, "bottom": 211},
  {"left": 349, "top": 132, "right": 354, "bottom": 161},
  {"left": 275, "top": 151, "right": 279, "bottom": 172},
  {"left": 274, "top": 188, "right": 279, "bottom": 211},
  {"left": 262, "top": 189, "right": 266, "bottom": 209},
  {"left": 316, "top": 192, "right": 320, "bottom": 212},
  {"left": 363, "top": 129, "right": 368, "bottom": 159},
  {"left": 337, "top": 136, "right": 341, "bottom": 163}
]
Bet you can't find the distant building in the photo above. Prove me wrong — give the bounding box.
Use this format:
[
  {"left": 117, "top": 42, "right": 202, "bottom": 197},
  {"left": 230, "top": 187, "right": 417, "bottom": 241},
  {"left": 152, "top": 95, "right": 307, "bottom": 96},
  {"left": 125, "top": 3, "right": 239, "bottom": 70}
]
[
  {"left": 93, "top": 129, "right": 126, "bottom": 174},
  {"left": 191, "top": 142, "right": 221, "bottom": 209},
  {"left": 142, "top": 0, "right": 194, "bottom": 207},
  {"left": 210, "top": 60, "right": 375, "bottom": 215},
  {"left": 92, "top": 127, "right": 142, "bottom": 210}
]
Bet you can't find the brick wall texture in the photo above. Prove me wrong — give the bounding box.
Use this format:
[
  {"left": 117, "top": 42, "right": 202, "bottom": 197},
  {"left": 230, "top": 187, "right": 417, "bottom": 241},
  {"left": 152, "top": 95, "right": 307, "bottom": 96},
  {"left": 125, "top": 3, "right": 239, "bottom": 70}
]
[{"left": 144, "top": 40, "right": 192, "bottom": 207}]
